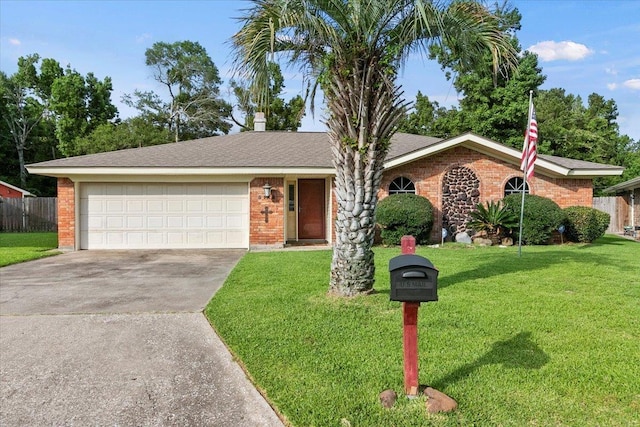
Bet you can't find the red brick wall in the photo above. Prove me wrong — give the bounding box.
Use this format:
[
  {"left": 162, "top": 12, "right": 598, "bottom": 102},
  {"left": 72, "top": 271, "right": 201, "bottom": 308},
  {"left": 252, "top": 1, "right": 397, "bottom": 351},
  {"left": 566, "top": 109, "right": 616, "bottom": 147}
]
[
  {"left": 379, "top": 146, "right": 594, "bottom": 242},
  {"left": 250, "top": 178, "right": 284, "bottom": 246},
  {"left": 57, "top": 178, "right": 75, "bottom": 249}
]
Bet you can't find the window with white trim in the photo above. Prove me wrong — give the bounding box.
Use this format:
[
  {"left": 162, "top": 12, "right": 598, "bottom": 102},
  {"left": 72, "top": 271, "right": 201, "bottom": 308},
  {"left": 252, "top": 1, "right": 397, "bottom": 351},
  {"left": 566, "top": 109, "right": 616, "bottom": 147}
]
[
  {"left": 504, "top": 177, "right": 529, "bottom": 197},
  {"left": 389, "top": 177, "right": 416, "bottom": 195}
]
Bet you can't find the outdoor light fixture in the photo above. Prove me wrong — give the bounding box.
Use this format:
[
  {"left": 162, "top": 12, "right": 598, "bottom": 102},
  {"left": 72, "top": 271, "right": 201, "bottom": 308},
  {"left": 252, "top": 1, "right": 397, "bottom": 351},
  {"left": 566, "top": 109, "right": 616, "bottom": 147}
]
[{"left": 262, "top": 182, "right": 273, "bottom": 200}]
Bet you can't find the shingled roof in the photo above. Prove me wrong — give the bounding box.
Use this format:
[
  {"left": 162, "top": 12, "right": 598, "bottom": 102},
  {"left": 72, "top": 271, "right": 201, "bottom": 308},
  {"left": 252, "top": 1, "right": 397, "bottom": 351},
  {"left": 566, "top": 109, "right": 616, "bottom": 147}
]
[
  {"left": 28, "top": 132, "right": 334, "bottom": 168},
  {"left": 27, "top": 131, "right": 623, "bottom": 177}
]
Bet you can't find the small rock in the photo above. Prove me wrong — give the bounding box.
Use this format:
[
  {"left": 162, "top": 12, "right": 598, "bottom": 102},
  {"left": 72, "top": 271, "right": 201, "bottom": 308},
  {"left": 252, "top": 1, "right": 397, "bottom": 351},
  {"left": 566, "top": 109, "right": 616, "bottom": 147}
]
[
  {"left": 473, "top": 237, "right": 493, "bottom": 246},
  {"left": 455, "top": 232, "right": 472, "bottom": 244},
  {"left": 379, "top": 389, "right": 397, "bottom": 408},
  {"left": 424, "top": 387, "right": 458, "bottom": 413},
  {"left": 501, "top": 237, "right": 514, "bottom": 246}
]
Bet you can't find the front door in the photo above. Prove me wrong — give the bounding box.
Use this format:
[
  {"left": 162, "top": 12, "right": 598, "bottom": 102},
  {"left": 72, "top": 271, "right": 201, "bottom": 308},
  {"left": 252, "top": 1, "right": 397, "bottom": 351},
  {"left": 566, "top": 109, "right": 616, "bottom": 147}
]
[{"left": 298, "top": 179, "right": 325, "bottom": 240}]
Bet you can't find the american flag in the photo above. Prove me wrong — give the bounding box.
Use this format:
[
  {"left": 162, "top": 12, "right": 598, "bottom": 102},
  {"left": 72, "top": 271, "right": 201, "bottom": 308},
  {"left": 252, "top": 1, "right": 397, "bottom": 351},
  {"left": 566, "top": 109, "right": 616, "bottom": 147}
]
[{"left": 520, "top": 101, "right": 537, "bottom": 181}]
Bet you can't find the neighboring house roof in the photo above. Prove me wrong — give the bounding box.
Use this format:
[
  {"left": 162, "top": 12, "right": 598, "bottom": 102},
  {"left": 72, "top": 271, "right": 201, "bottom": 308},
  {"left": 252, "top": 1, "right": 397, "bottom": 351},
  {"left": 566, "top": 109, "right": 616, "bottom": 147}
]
[
  {"left": 603, "top": 176, "right": 640, "bottom": 193},
  {"left": 27, "top": 131, "right": 623, "bottom": 179},
  {"left": 0, "top": 180, "right": 32, "bottom": 197}
]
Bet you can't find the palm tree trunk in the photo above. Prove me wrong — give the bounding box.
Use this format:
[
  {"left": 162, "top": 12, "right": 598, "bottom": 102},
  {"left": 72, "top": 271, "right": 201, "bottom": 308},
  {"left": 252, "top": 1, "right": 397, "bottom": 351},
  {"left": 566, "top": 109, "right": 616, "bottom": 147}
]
[
  {"left": 330, "top": 143, "right": 384, "bottom": 295},
  {"left": 326, "top": 57, "right": 407, "bottom": 296}
]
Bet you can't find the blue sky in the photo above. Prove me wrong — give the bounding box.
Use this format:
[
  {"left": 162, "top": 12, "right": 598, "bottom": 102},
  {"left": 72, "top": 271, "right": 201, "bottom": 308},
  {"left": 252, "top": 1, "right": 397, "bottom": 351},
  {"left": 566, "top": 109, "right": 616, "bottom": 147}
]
[{"left": 1, "top": 0, "right": 639, "bottom": 141}]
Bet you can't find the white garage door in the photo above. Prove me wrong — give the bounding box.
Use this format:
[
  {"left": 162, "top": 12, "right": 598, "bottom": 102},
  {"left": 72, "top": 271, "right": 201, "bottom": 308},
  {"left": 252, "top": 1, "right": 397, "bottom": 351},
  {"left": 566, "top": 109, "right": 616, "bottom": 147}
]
[{"left": 80, "top": 183, "right": 249, "bottom": 249}]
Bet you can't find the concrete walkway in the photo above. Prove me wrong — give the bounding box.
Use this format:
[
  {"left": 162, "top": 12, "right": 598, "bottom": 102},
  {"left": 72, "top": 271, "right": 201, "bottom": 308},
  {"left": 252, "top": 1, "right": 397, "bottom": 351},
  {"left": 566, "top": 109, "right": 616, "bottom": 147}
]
[{"left": 0, "top": 250, "right": 284, "bottom": 426}]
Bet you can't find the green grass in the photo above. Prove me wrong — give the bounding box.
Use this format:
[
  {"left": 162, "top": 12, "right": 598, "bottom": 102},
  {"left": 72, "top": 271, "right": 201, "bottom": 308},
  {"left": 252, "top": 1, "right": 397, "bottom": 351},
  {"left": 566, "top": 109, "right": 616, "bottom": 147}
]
[
  {"left": 0, "top": 232, "right": 59, "bottom": 267},
  {"left": 205, "top": 236, "right": 640, "bottom": 426}
]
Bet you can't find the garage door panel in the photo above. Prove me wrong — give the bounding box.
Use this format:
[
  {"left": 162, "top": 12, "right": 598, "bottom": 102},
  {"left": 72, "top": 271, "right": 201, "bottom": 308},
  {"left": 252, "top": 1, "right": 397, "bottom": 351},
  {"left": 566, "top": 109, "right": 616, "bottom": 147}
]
[
  {"left": 226, "top": 230, "right": 246, "bottom": 246},
  {"left": 147, "top": 216, "right": 164, "bottom": 228},
  {"left": 147, "top": 200, "right": 164, "bottom": 212},
  {"left": 225, "top": 183, "right": 248, "bottom": 195},
  {"left": 106, "top": 200, "right": 124, "bottom": 213},
  {"left": 106, "top": 216, "right": 124, "bottom": 228},
  {"left": 127, "top": 216, "right": 144, "bottom": 228},
  {"left": 226, "top": 214, "right": 244, "bottom": 228},
  {"left": 127, "top": 200, "right": 144, "bottom": 212},
  {"left": 80, "top": 183, "right": 249, "bottom": 249},
  {"left": 167, "top": 200, "right": 183, "bottom": 212}
]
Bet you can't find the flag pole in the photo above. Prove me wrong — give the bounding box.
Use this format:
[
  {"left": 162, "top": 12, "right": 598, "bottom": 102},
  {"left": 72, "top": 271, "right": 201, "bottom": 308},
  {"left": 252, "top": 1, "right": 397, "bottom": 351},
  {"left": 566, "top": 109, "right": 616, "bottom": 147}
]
[{"left": 518, "top": 90, "right": 534, "bottom": 257}]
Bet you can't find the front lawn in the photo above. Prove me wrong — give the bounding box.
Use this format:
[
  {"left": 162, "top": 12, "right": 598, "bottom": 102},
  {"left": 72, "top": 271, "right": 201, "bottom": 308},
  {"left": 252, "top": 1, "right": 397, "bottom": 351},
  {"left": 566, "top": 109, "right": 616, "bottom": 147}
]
[
  {"left": 205, "top": 236, "right": 640, "bottom": 427},
  {"left": 0, "top": 232, "right": 59, "bottom": 267}
]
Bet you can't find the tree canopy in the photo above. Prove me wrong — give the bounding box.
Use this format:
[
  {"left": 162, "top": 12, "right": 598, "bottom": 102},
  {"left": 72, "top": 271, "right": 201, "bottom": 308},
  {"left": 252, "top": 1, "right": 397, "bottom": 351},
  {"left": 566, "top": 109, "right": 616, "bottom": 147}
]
[
  {"left": 230, "top": 62, "right": 305, "bottom": 131},
  {"left": 125, "top": 40, "right": 232, "bottom": 142}
]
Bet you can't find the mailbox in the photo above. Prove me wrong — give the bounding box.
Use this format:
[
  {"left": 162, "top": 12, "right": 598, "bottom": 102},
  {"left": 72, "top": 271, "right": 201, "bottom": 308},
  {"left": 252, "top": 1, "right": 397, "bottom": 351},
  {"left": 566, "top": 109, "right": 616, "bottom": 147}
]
[{"left": 389, "top": 254, "right": 438, "bottom": 302}]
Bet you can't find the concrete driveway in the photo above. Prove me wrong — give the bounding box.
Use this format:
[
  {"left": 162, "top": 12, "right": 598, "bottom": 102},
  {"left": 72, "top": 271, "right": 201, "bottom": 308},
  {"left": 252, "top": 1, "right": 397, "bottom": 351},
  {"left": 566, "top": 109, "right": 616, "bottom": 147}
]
[{"left": 0, "top": 250, "right": 284, "bottom": 426}]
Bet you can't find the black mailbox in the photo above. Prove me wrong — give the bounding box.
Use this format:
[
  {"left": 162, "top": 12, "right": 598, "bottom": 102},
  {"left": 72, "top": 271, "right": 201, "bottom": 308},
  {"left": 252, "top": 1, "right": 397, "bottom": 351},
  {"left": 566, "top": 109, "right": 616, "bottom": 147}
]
[{"left": 389, "top": 254, "right": 438, "bottom": 302}]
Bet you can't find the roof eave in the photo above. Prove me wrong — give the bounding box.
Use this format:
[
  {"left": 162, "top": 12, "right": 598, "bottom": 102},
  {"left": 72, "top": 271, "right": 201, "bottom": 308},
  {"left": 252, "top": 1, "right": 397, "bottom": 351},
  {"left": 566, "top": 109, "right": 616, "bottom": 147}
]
[
  {"left": 25, "top": 166, "right": 336, "bottom": 179},
  {"left": 603, "top": 176, "right": 640, "bottom": 193}
]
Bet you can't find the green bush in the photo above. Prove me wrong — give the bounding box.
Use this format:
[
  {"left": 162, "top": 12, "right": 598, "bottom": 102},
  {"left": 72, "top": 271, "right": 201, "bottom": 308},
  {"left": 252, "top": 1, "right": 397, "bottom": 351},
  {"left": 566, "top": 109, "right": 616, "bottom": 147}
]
[
  {"left": 503, "top": 194, "right": 566, "bottom": 245},
  {"left": 564, "top": 206, "right": 610, "bottom": 243},
  {"left": 376, "top": 194, "right": 434, "bottom": 245}
]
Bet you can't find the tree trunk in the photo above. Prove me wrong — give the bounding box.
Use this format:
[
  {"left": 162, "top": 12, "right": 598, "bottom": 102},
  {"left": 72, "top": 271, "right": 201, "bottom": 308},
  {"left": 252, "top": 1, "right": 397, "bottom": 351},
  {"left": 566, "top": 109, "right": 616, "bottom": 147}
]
[
  {"left": 329, "top": 143, "right": 384, "bottom": 296},
  {"left": 325, "top": 56, "right": 407, "bottom": 296},
  {"left": 17, "top": 139, "right": 27, "bottom": 189}
]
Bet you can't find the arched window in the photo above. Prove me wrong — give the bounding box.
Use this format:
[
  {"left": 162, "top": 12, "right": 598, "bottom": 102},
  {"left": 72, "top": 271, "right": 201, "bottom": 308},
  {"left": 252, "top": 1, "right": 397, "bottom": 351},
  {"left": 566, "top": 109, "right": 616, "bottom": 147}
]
[
  {"left": 504, "top": 177, "right": 529, "bottom": 197},
  {"left": 389, "top": 177, "right": 416, "bottom": 195}
]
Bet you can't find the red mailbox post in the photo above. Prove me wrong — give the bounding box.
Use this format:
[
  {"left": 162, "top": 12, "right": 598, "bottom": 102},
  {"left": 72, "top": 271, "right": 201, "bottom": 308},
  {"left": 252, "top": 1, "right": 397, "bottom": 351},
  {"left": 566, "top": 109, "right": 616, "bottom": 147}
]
[{"left": 401, "top": 236, "right": 420, "bottom": 396}]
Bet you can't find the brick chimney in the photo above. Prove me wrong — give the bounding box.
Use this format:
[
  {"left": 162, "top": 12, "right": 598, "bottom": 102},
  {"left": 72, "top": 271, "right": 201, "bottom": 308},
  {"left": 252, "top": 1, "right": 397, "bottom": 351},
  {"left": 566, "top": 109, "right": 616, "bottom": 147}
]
[{"left": 254, "top": 112, "right": 266, "bottom": 132}]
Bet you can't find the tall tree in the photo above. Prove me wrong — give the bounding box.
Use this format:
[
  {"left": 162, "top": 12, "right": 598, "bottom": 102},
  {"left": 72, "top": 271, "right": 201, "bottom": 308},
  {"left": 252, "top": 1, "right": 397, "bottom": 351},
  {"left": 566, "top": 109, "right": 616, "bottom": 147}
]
[
  {"left": 233, "top": 0, "right": 516, "bottom": 296},
  {"left": 127, "top": 40, "right": 232, "bottom": 142},
  {"left": 49, "top": 67, "right": 118, "bottom": 156},
  {"left": 0, "top": 54, "right": 63, "bottom": 188},
  {"left": 230, "top": 62, "right": 305, "bottom": 131}
]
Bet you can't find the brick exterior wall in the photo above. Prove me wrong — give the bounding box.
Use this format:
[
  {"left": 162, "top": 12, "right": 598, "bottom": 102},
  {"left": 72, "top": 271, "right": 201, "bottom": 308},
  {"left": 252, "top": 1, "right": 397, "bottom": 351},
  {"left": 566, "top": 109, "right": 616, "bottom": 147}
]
[
  {"left": 250, "top": 178, "right": 285, "bottom": 247},
  {"left": 57, "top": 177, "right": 75, "bottom": 249},
  {"left": 379, "top": 146, "right": 594, "bottom": 242}
]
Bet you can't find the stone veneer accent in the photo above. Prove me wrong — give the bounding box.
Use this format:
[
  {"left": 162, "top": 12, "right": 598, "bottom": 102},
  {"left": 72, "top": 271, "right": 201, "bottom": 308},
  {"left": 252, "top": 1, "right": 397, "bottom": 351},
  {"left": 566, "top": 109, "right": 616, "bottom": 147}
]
[{"left": 441, "top": 166, "right": 480, "bottom": 234}]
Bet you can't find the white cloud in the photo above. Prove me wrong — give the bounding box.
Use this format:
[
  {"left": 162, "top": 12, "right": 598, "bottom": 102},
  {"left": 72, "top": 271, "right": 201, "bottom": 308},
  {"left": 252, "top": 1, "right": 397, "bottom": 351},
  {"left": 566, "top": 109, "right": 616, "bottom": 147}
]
[
  {"left": 528, "top": 40, "right": 594, "bottom": 62},
  {"left": 623, "top": 79, "right": 640, "bottom": 90},
  {"left": 9, "top": 38, "right": 21, "bottom": 45},
  {"left": 607, "top": 83, "right": 618, "bottom": 90},
  {"left": 135, "top": 33, "right": 151, "bottom": 44},
  {"left": 605, "top": 66, "right": 618, "bottom": 76}
]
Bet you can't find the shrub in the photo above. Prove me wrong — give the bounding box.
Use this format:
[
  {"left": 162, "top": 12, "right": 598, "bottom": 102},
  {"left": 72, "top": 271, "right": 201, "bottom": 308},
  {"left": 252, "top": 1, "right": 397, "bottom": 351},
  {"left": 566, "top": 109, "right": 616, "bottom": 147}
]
[
  {"left": 564, "top": 206, "right": 610, "bottom": 243},
  {"left": 376, "top": 194, "right": 434, "bottom": 245},
  {"left": 467, "top": 200, "right": 519, "bottom": 243},
  {"left": 503, "top": 194, "right": 566, "bottom": 245}
]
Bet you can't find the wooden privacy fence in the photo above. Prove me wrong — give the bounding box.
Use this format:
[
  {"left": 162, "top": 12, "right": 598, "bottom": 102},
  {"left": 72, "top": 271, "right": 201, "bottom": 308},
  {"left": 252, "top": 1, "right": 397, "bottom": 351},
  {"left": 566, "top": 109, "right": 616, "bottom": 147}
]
[
  {"left": 0, "top": 197, "right": 57, "bottom": 232},
  {"left": 593, "top": 196, "right": 625, "bottom": 233}
]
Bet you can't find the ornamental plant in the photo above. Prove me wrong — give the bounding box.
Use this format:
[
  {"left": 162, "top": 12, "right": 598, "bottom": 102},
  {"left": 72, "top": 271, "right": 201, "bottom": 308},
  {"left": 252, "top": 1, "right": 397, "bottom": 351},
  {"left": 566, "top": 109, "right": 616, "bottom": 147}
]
[
  {"left": 503, "top": 194, "right": 566, "bottom": 245},
  {"left": 467, "top": 200, "right": 519, "bottom": 244},
  {"left": 376, "top": 194, "right": 434, "bottom": 245},
  {"left": 563, "top": 206, "right": 610, "bottom": 243}
]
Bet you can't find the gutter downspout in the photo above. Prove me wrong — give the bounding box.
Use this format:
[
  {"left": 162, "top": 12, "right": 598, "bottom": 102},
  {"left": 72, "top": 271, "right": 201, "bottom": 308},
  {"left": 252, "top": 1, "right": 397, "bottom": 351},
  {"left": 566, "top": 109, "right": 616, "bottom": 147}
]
[{"left": 631, "top": 191, "right": 635, "bottom": 230}]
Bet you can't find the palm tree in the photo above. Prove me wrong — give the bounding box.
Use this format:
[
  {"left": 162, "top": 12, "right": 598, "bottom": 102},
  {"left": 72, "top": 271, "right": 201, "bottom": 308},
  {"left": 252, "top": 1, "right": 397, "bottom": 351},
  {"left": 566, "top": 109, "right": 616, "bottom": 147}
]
[{"left": 233, "top": 0, "right": 516, "bottom": 296}]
